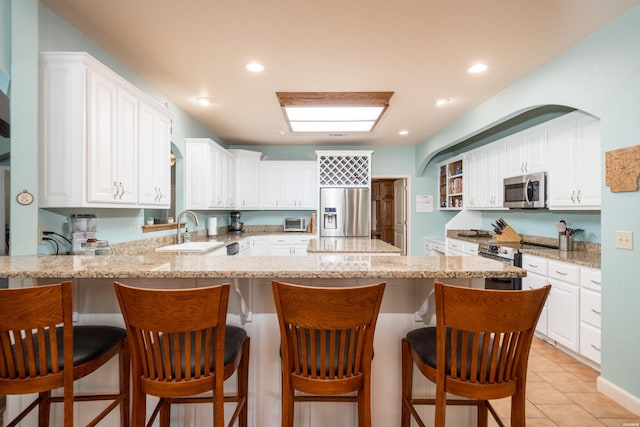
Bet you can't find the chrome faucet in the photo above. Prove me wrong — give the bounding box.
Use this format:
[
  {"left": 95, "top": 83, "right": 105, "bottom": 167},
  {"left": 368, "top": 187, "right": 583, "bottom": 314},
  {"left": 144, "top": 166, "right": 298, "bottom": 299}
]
[{"left": 176, "top": 210, "right": 200, "bottom": 244}]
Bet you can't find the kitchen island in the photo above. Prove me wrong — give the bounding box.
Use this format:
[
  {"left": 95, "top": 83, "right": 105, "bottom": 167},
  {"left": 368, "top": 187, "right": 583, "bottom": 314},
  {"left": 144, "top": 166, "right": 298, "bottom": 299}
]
[
  {"left": 1, "top": 254, "right": 524, "bottom": 427},
  {"left": 306, "top": 237, "right": 402, "bottom": 255}
]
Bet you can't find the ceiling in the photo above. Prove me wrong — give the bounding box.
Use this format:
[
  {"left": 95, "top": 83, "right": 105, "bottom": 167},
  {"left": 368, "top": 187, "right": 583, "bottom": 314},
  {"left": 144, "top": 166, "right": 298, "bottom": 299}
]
[{"left": 42, "top": 0, "right": 639, "bottom": 147}]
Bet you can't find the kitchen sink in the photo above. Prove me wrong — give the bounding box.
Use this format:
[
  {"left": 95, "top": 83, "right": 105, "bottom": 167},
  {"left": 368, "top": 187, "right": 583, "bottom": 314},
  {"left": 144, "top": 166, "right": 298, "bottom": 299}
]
[{"left": 155, "top": 241, "right": 225, "bottom": 253}]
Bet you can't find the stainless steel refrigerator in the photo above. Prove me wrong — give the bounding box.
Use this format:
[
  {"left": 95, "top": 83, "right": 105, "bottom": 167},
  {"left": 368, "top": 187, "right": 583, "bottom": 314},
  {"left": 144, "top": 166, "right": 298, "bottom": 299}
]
[{"left": 319, "top": 187, "right": 370, "bottom": 237}]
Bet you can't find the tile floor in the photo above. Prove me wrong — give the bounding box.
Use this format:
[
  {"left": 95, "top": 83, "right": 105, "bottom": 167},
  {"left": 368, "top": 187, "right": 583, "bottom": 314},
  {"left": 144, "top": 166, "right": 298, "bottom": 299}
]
[{"left": 488, "top": 337, "right": 640, "bottom": 427}]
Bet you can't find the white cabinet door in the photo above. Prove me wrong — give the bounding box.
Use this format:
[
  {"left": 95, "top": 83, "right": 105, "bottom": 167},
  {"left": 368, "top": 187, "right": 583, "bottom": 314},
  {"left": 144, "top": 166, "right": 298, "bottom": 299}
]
[
  {"left": 504, "top": 126, "right": 547, "bottom": 178},
  {"left": 523, "top": 271, "right": 550, "bottom": 336},
  {"left": 547, "top": 112, "right": 601, "bottom": 210},
  {"left": 88, "top": 73, "right": 138, "bottom": 205},
  {"left": 184, "top": 140, "right": 211, "bottom": 209},
  {"left": 138, "top": 101, "right": 171, "bottom": 207},
  {"left": 574, "top": 114, "right": 601, "bottom": 208},
  {"left": 297, "top": 162, "right": 318, "bottom": 209},
  {"left": 547, "top": 116, "right": 576, "bottom": 207},
  {"left": 260, "top": 161, "right": 317, "bottom": 210},
  {"left": 250, "top": 236, "right": 269, "bottom": 256},
  {"left": 463, "top": 148, "right": 482, "bottom": 209},
  {"left": 229, "top": 149, "right": 262, "bottom": 209},
  {"left": 548, "top": 278, "right": 579, "bottom": 352},
  {"left": 260, "top": 162, "right": 282, "bottom": 209},
  {"left": 484, "top": 142, "right": 506, "bottom": 208}
]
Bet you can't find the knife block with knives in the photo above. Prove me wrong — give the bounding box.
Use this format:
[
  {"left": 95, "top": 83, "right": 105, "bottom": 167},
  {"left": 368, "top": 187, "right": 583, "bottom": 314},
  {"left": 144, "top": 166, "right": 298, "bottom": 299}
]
[
  {"left": 496, "top": 226, "right": 522, "bottom": 243},
  {"left": 493, "top": 218, "right": 523, "bottom": 243}
]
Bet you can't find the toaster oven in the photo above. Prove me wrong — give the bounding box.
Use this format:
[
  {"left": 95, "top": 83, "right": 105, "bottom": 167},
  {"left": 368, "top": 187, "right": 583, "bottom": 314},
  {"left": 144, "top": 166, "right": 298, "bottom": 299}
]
[{"left": 284, "top": 217, "right": 307, "bottom": 232}]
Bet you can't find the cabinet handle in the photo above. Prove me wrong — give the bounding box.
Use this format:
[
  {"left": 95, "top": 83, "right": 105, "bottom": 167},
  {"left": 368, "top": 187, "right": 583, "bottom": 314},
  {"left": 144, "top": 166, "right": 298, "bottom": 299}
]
[
  {"left": 590, "top": 279, "right": 601, "bottom": 285},
  {"left": 590, "top": 344, "right": 601, "bottom": 351},
  {"left": 555, "top": 270, "right": 568, "bottom": 276},
  {"left": 118, "top": 182, "right": 125, "bottom": 199},
  {"left": 528, "top": 286, "right": 534, "bottom": 290},
  {"left": 113, "top": 181, "right": 119, "bottom": 199},
  {"left": 521, "top": 162, "right": 525, "bottom": 173},
  {"left": 576, "top": 190, "right": 581, "bottom": 203},
  {"left": 591, "top": 308, "right": 601, "bottom": 315},
  {"left": 523, "top": 161, "right": 528, "bottom": 172},
  {"left": 527, "top": 263, "right": 538, "bottom": 268},
  {"left": 570, "top": 190, "right": 576, "bottom": 203}
]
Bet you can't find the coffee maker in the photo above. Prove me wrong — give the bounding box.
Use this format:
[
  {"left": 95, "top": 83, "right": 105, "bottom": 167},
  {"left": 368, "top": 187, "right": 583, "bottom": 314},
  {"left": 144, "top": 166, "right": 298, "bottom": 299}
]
[
  {"left": 68, "top": 214, "right": 111, "bottom": 255},
  {"left": 228, "top": 211, "right": 244, "bottom": 233}
]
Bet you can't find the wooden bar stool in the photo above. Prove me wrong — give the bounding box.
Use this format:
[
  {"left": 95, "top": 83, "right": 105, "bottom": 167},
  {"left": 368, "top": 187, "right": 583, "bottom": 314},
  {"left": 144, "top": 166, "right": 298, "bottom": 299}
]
[
  {"left": 0, "top": 281, "right": 130, "bottom": 427},
  {"left": 401, "top": 282, "right": 550, "bottom": 427},
  {"left": 271, "top": 280, "right": 386, "bottom": 427},
  {"left": 113, "top": 282, "right": 250, "bottom": 427}
]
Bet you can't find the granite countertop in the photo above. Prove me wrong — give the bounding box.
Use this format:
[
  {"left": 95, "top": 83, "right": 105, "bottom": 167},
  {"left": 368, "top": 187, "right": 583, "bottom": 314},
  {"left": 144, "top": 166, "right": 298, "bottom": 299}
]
[
  {"left": 446, "top": 230, "right": 601, "bottom": 269},
  {"left": 307, "top": 237, "right": 402, "bottom": 254},
  {"left": 0, "top": 254, "right": 525, "bottom": 280}
]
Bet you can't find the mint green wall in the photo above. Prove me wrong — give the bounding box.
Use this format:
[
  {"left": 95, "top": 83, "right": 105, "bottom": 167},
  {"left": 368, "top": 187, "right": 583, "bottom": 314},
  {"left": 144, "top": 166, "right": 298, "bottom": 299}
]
[
  {"left": 416, "top": 5, "right": 640, "bottom": 402},
  {"left": 0, "top": 0, "right": 9, "bottom": 93}
]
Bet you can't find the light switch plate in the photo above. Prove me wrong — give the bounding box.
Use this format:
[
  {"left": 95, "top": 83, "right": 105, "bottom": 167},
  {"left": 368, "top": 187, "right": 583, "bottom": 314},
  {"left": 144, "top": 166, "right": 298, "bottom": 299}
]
[{"left": 616, "top": 231, "right": 633, "bottom": 250}]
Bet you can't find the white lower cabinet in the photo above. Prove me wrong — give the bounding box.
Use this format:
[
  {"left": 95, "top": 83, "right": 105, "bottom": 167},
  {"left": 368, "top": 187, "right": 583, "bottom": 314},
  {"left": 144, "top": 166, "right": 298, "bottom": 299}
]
[
  {"left": 249, "top": 236, "right": 269, "bottom": 256},
  {"left": 529, "top": 258, "right": 602, "bottom": 366},
  {"left": 579, "top": 267, "right": 602, "bottom": 364},
  {"left": 268, "top": 235, "right": 312, "bottom": 256},
  {"left": 522, "top": 254, "right": 549, "bottom": 336},
  {"left": 547, "top": 260, "right": 580, "bottom": 352}
]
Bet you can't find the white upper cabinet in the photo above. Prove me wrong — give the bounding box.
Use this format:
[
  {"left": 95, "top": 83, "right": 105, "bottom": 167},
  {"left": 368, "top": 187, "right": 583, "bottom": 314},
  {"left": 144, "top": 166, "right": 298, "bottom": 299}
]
[
  {"left": 209, "top": 144, "right": 235, "bottom": 209},
  {"left": 464, "top": 142, "right": 506, "bottom": 210},
  {"left": 39, "top": 52, "right": 172, "bottom": 208},
  {"left": 547, "top": 111, "right": 601, "bottom": 209},
  {"left": 228, "top": 149, "right": 262, "bottom": 210},
  {"left": 504, "top": 125, "right": 547, "bottom": 178},
  {"left": 184, "top": 138, "right": 235, "bottom": 210},
  {"left": 138, "top": 100, "right": 172, "bottom": 207},
  {"left": 184, "top": 139, "right": 211, "bottom": 210},
  {"left": 260, "top": 161, "right": 317, "bottom": 210}
]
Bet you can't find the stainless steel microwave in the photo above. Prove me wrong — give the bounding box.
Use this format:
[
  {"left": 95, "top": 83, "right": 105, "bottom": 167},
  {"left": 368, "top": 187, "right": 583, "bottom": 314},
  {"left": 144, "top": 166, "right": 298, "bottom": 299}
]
[{"left": 503, "top": 172, "right": 547, "bottom": 208}]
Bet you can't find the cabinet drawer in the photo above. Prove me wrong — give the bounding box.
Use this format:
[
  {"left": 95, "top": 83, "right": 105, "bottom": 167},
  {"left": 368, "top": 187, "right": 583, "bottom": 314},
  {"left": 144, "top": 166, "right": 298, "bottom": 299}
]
[
  {"left": 463, "top": 242, "right": 479, "bottom": 256},
  {"left": 548, "top": 261, "right": 580, "bottom": 284},
  {"left": 522, "top": 254, "right": 548, "bottom": 275},
  {"left": 447, "top": 239, "right": 464, "bottom": 252},
  {"left": 580, "top": 267, "right": 602, "bottom": 291},
  {"left": 580, "top": 287, "right": 601, "bottom": 328},
  {"left": 269, "top": 235, "right": 292, "bottom": 244},
  {"left": 580, "top": 322, "right": 601, "bottom": 365},
  {"left": 291, "top": 235, "right": 312, "bottom": 244}
]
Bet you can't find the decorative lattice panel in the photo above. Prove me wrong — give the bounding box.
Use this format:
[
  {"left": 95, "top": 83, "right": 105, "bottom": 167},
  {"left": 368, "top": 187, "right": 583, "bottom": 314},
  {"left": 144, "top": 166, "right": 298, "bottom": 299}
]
[{"left": 318, "top": 154, "right": 370, "bottom": 187}]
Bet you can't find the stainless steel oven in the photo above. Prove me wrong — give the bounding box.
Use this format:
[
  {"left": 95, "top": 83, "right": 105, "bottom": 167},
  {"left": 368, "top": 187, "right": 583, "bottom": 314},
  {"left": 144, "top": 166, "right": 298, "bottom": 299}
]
[{"left": 477, "top": 243, "right": 522, "bottom": 290}]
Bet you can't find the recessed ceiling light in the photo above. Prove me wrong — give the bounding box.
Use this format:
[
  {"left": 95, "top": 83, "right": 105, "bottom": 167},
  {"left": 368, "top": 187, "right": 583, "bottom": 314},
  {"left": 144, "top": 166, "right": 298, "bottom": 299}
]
[
  {"left": 399, "top": 130, "right": 409, "bottom": 135},
  {"left": 246, "top": 62, "right": 265, "bottom": 72},
  {"left": 435, "top": 98, "right": 450, "bottom": 106},
  {"left": 276, "top": 92, "right": 394, "bottom": 133},
  {"left": 195, "top": 97, "right": 214, "bottom": 106},
  {"left": 467, "top": 63, "right": 488, "bottom": 74}
]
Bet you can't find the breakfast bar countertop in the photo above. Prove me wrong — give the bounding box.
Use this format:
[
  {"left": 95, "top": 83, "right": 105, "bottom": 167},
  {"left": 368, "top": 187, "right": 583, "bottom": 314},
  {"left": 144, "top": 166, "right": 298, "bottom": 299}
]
[{"left": 0, "top": 254, "right": 525, "bottom": 280}]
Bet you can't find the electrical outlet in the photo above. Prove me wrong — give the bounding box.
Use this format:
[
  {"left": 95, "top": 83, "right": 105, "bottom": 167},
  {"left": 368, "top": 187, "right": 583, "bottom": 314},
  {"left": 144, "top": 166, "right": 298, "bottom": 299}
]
[
  {"left": 38, "top": 227, "right": 46, "bottom": 244},
  {"left": 133, "top": 222, "right": 139, "bottom": 233},
  {"left": 616, "top": 230, "right": 633, "bottom": 250}
]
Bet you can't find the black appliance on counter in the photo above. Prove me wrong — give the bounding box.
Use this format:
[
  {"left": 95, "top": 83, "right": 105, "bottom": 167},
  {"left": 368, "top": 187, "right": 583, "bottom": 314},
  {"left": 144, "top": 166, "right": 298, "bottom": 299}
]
[{"left": 228, "top": 211, "right": 244, "bottom": 233}]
